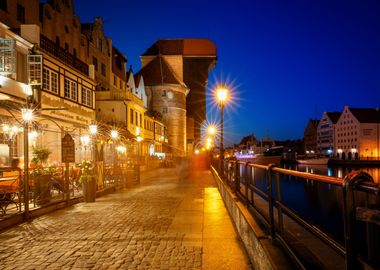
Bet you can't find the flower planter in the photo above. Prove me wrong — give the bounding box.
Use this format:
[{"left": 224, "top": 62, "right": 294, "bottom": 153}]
[
  {"left": 33, "top": 174, "right": 52, "bottom": 205},
  {"left": 81, "top": 175, "right": 96, "bottom": 202}
]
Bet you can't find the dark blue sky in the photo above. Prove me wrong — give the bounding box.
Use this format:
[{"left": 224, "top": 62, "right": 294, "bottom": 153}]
[{"left": 75, "top": 0, "right": 380, "bottom": 145}]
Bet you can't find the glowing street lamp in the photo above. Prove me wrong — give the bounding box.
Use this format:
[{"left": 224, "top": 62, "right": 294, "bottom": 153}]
[
  {"left": 89, "top": 124, "right": 98, "bottom": 162},
  {"left": 110, "top": 129, "right": 118, "bottom": 139},
  {"left": 21, "top": 107, "right": 33, "bottom": 216},
  {"left": 207, "top": 125, "right": 216, "bottom": 136},
  {"left": 215, "top": 85, "right": 229, "bottom": 176}
]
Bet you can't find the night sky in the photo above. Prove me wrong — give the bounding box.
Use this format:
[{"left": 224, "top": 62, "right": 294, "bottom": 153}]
[{"left": 74, "top": 0, "right": 380, "bottom": 145}]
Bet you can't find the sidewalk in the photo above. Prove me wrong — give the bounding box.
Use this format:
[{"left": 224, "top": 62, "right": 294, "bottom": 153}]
[{"left": 0, "top": 167, "right": 252, "bottom": 269}]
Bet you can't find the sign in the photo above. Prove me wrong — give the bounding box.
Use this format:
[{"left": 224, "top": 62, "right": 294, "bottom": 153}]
[{"left": 62, "top": 133, "right": 75, "bottom": 163}]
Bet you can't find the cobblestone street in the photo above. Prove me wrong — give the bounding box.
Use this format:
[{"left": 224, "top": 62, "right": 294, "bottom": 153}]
[{"left": 0, "top": 167, "right": 251, "bottom": 270}]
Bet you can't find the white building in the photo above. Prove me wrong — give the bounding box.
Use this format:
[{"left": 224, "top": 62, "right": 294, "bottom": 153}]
[
  {"left": 335, "top": 106, "right": 380, "bottom": 160},
  {"left": 317, "top": 112, "right": 341, "bottom": 156}
]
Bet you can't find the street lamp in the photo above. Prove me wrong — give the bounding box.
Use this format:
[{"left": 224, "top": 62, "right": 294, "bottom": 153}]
[
  {"left": 22, "top": 108, "right": 33, "bottom": 216},
  {"left": 215, "top": 85, "right": 229, "bottom": 176},
  {"left": 89, "top": 123, "right": 98, "bottom": 163},
  {"left": 80, "top": 134, "right": 90, "bottom": 160}
]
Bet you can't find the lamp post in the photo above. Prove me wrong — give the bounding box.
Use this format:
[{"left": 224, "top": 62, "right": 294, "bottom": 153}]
[
  {"left": 136, "top": 135, "right": 143, "bottom": 183},
  {"left": 89, "top": 124, "right": 98, "bottom": 162},
  {"left": 215, "top": 86, "right": 229, "bottom": 177},
  {"left": 21, "top": 108, "right": 33, "bottom": 217},
  {"left": 110, "top": 129, "right": 119, "bottom": 174}
]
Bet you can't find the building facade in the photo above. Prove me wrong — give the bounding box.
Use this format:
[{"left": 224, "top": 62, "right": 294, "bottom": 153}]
[
  {"left": 0, "top": 0, "right": 97, "bottom": 165},
  {"left": 303, "top": 119, "right": 319, "bottom": 156},
  {"left": 317, "top": 112, "right": 340, "bottom": 156},
  {"left": 335, "top": 106, "right": 380, "bottom": 160}
]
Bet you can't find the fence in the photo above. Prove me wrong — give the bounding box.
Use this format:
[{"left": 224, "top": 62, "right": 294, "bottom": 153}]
[
  {"left": 0, "top": 162, "right": 139, "bottom": 219},
  {"left": 212, "top": 158, "right": 380, "bottom": 270}
]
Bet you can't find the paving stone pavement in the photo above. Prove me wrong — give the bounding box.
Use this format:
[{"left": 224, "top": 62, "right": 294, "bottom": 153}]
[{"left": 0, "top": 167, "right": 252, "bottom": 270}]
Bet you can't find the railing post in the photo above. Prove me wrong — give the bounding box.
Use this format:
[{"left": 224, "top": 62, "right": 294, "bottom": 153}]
[
  {"left": 234, "top": 161, "right": 239, "bottom": 193},
  {"left": 244, "top": 162, "right": 249, "bottom": 204},
  {"left": 342, "top": 171, "right": 373, "bottom": 270},
  {"left": 275, "top": 172, "right": 284, "bottom": 236},
  {"left": 267, "top": 164, "right": 276, "bottom": 241}
]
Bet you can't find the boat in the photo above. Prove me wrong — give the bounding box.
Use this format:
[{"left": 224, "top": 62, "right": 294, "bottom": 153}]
[{"left": 297, "top": 158, "right": 329, "bottom": 165}]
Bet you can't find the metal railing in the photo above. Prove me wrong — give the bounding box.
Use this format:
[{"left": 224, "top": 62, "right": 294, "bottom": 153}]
[
  {"left": 0, "top": 163, "right": 139, "bottom": 219},
  {"left": 40, "top": 34, "right": 89, "bottom": 75},
  {"left": 212, "top": 158, "right": 380, "bottom": 270}
]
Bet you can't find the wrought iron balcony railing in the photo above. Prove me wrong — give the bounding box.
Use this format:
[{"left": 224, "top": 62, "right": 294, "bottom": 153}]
[{"left": 40, "top": 34, "right": 89, "bottom": 75}]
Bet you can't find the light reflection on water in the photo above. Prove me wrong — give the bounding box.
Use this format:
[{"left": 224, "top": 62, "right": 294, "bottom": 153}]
[{"left": 288, "top": 164, "right": 380, "bottom": 184}]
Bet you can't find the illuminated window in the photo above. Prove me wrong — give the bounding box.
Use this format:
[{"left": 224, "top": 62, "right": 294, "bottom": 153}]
[
  {"left": 0, "top": 38, "right": 16, "bottom": 74},
  {"left": 43, "top": 68, "right": 58, "bottom": 94},
  {"left": 81, "top": 87, "right": 92, "bottom": 107},
  {"left": 64, "top": 78, "right": 78, "bottom": 101},
  {"left": 28, "top": 55, "right": 42, "bottom": 85}
]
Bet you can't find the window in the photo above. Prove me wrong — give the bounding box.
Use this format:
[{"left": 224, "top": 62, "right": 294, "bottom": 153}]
[
  {"left": 65, "top": 43, "right": 69, "bottom": 51},
  {"left": 81, "top": 87, "right": 92, "bottom": 107},
  {"left": 0, "top": 0, "right": 7, "bottom": 12},
  {"left": 43, "top": 68, "right": 58, "bottom": 94},
  {"left": 64, "top": 78, "right": 78, "bottom": 101},
  {"left": 114, "top": 75, "right": 117, "bottom": 86},
  {"left": 17, "top": 4, "right": 25, "bottom": 23},
  {"left": 101, "top": 63, "right": 106, "bottom": 76},
  {"left": 56, "top": 36, "right": 60, "bottom": 46},
  {"left": 135, "top": 112, "right": 138, "bottom": 126},
  {"left": 92, "top": 57, "right": 98, "bottom": 71},
  {"left": 97, "top": 38, "right": 103, "bottom": 51},
  {"left": 65, "top": 26, "right": 69, "bottom": 34},
  {"left": 140, "top": 114, "right": 142, "bottom": 127},
  {"left": 130, "top": 109, "right": 134, "bottom": 124},
  {"left": 162, "top": 90, "right": 167, "bottom": 97},
  {"left": 363, "top": 129, "right": 372, "bottom": 136}
]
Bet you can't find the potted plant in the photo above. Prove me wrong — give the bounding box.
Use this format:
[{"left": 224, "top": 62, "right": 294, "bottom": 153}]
[
  {"left": 79, "top": 160, "right": 96, "bottom": 202},
  {"left": 30, "top": 146, "right": 52, "bottom": 205}
]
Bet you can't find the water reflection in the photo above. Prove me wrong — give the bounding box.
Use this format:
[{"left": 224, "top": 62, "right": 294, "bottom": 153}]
[
  {"left": 247, "top": 164, "right": 380, "bottom": 244},
  {"left": 285, "top": 164, "right": 380, "bottom": 184}
]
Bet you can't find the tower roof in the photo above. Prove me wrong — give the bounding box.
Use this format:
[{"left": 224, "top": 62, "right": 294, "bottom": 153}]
[
  {"left": 142, "top": 39, "right": 217, "bottom": 57},
  {"left": 136, "top": 56, "right": 186, "bottom": 87}
]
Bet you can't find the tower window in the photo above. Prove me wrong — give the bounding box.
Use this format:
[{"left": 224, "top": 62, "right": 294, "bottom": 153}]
[{"left": 17, "top": 4, "right": 25, "bottom": 23}]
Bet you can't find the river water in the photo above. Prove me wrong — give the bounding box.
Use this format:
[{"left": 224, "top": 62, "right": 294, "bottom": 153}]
[{"left": 251, "top": 164, "right": 380, "bottom": 246}]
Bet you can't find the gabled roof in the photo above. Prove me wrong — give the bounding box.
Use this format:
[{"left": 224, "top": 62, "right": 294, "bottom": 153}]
[
  {"left": 309, "top": 119, "right": 319, "bottom": 128},
  {"left": 134, "top": 73, "right": 143, "bottom": 87},
  {"left": 136, "top": 56, "right": 185, "bottom": 87},
  {"left": 142, "top": 39, "right": 217, "bottom": 57},
  {"left": 349, "top": 108, "right": 380, "bottom": 123},
  {"left": 326, "top": 112, "right": 341, "bottom": 124}
]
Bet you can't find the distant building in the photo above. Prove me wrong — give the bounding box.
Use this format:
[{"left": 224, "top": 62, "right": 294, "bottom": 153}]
[
  {"left": 304, "top": 119, "right": 319, "bottom": 155},
  {"left": 317, "top": 112, "right": 341, "bottom": 156},
  {"left": 335, "top": 106, "right": 380, "bottom": 160},
  {"left": 139, "top": 39, "right": 217, "bottom": 156}
]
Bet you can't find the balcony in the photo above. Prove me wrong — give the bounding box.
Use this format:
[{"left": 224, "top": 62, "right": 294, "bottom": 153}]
[{"left": 40, "top": 34, "right": 88, "bottom": 75}]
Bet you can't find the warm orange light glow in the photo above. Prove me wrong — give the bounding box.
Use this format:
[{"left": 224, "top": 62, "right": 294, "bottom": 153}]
[
  {"left": 207, "top": 125, "right": 216, "bottom": 135},
  {"left": 216, "top": 86, "right": 229, "bottom": 105},
  {"left": 195, "top": 149, "right": 200, "bottom": 154}
]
